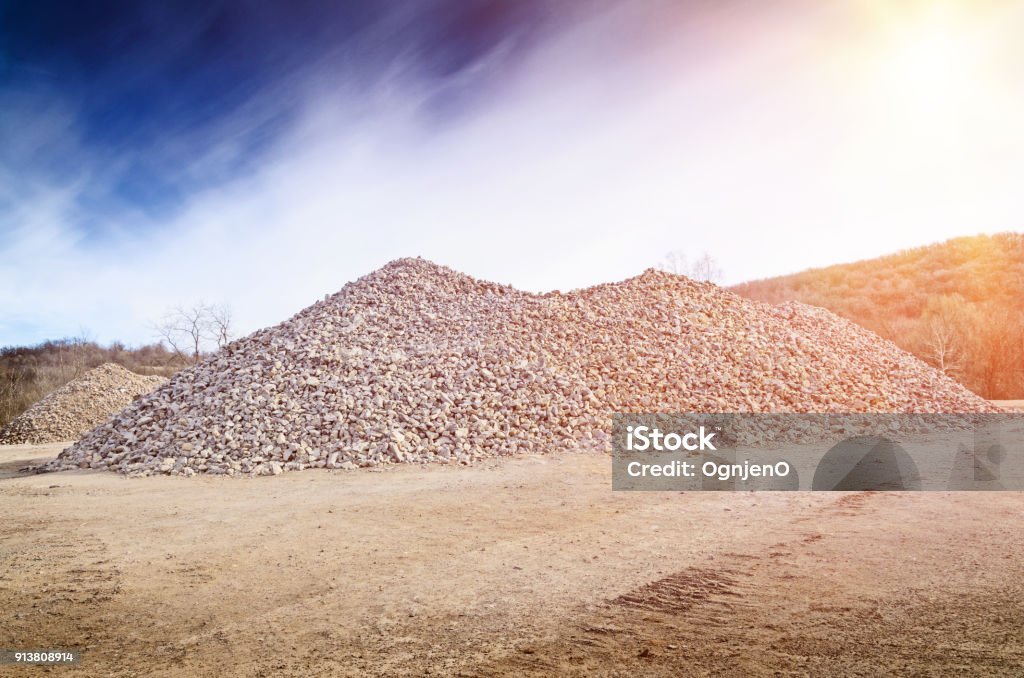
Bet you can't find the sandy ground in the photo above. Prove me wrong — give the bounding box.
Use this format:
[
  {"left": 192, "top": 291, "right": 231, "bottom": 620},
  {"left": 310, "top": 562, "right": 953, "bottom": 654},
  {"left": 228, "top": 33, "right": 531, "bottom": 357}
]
[{"left": 1, "top": 442, "right": 1023, "bottom": 677}]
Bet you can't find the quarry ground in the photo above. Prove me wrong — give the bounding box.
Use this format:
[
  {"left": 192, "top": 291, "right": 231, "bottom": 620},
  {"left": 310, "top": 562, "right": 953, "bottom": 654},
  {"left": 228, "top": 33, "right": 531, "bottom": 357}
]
[{"left": 1, "top": 442, "right": 1022, "bottom": 677}]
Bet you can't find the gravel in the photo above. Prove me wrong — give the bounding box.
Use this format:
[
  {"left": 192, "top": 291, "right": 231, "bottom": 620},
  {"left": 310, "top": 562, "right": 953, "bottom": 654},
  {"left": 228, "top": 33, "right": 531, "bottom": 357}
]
[
  {"left": 46, "top": 259, "right": 998, "bottom": 475},
  {"left": 1, "top": 363, "right": 166, "bottom": 445}
]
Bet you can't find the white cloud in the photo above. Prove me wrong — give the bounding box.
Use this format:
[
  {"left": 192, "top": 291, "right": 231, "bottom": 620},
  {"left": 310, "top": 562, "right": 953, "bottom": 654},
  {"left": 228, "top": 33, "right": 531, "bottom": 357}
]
[{"left": 3, "top": 1, "right": 1024, "bottom": 345}]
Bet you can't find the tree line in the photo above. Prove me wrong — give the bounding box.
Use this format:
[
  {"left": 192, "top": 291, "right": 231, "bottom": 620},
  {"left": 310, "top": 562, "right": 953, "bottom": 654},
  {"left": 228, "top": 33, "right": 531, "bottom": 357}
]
[{"left": 731, "top": 233, "right": 1024, "bottom": 399}]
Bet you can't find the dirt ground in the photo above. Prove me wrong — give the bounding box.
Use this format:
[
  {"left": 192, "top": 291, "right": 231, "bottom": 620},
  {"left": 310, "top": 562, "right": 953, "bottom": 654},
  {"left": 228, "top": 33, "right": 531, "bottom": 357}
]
[{"left": 1, "top": 442, "right": 1022, "bottom": 677}]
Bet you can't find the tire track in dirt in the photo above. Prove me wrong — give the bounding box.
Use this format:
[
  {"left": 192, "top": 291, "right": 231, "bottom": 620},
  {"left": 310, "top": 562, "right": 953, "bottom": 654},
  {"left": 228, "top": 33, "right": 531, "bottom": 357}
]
[
  {"left": 611, "top": 567, "right": 745, "bottom": 618},
  {"left": 466, "top": 491, "right": 1024, "bottom": 676}
]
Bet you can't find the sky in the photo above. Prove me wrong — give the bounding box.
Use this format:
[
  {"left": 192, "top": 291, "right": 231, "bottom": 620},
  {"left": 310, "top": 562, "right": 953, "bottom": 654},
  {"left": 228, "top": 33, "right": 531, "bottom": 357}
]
[{"left": 2, "top": 0, "right": 1024, "bottom": 346}]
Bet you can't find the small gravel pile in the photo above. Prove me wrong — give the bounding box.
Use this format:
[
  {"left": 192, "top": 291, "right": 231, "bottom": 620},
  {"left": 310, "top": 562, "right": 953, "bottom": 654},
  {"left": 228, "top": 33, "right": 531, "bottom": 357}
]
[
  {"left": 48, "top": 259, "right": 997, "bottom": 475},
  {"left": 1, "top": 364, "right": 166, "bottom": 445}
]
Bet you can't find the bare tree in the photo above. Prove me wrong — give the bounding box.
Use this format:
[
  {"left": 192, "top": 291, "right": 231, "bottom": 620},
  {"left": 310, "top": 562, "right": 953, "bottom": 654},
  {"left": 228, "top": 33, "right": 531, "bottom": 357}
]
[
  {"left": 920, "top": 294, "right": 969, "bottom": 377},
  {"left": 924, "top": 315, "right": 963, "bottom": 376},
  {"left": 690, "top": 252, "right": 724, "bottom": 283},
  {"left": 0, "top": 366, "right": 27, "bottom": 425},
  {"left": 209, "top": 304, "right": 234, "bottom": 350},
  {"left": 52, "top": 332, "right": 93, "bottom": 381},
  {"left": 972, "top": 304, "right": 1021, "bottom": 399},
  {"left": 156, "top": 304, "right": 205, "bottom": 364},
  {"left": 1019, "top": 315, "right": 1024, "bottom": 395},
  {"left": 658, "top": 250, "right": 689, "bottom": 276},
  {"left": 658, "top": 250, "right": 724, "bottom": 283},
  {"left": 155, "top": 303, "right": 235, "bottom": 363},
  {"left": 69, "top": 330, "right": 94, "bottom": 379}
]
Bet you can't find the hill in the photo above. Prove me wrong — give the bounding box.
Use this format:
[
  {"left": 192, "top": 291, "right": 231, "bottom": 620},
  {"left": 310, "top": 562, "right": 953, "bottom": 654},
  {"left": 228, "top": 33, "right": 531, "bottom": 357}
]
[{"left": 731, "top": 233, "right": 1024, "bottom": 398}]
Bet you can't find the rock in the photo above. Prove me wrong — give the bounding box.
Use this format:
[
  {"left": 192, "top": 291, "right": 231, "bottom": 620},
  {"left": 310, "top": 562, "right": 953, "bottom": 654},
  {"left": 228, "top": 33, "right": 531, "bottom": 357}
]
[
  {"left": 0, "top": 364, "right": 165, "bottom": 445},
  {"left": 44, "top": 258, "right": 998, "bottom": 477}
]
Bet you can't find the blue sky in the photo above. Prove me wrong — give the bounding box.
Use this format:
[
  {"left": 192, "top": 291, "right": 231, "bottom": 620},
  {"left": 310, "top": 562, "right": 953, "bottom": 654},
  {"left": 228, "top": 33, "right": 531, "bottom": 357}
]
[
  {"left": 2, "top": 0, "right": 1023, "bottom": 346},
  {"left": 1, "top": 1, "right": 553, "bottom": 234}
]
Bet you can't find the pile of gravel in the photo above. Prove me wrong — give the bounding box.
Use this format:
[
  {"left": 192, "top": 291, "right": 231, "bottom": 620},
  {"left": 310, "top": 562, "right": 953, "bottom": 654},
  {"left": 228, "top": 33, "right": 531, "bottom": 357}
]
[
  {"left": 48, "top": 259, "right": 997, "bottom": 476},
  {"left": 1, "top": 363, "right": 166, "bottom": 445}
]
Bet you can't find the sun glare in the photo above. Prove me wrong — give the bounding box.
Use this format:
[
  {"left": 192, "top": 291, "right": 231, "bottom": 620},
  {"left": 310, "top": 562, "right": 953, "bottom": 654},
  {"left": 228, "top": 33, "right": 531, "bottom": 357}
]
[
  {"left": 876, "top": 4, "right": 986, "bottom": 111},
  {"left": 826, "top": 1, "right": 1016, "bottom": 231},
  {"left": 893, "top": 27, "right": 967, "bottom": 90},
  {"left": 845, "top": 0, "right": 1004, "bottom": 153}
]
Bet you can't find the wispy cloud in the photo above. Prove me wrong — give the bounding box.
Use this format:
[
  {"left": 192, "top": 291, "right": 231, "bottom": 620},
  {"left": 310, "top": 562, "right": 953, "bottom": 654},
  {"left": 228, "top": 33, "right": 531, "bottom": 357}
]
[{"left": 3, "top": 0, "right": 1024, "bottom": 345}]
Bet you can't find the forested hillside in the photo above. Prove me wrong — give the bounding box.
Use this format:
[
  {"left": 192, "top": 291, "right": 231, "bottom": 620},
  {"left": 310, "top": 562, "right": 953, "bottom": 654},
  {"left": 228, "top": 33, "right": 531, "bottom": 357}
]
[{"left": 732, "top": 233, "right": 1024, "bottom": 398}]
